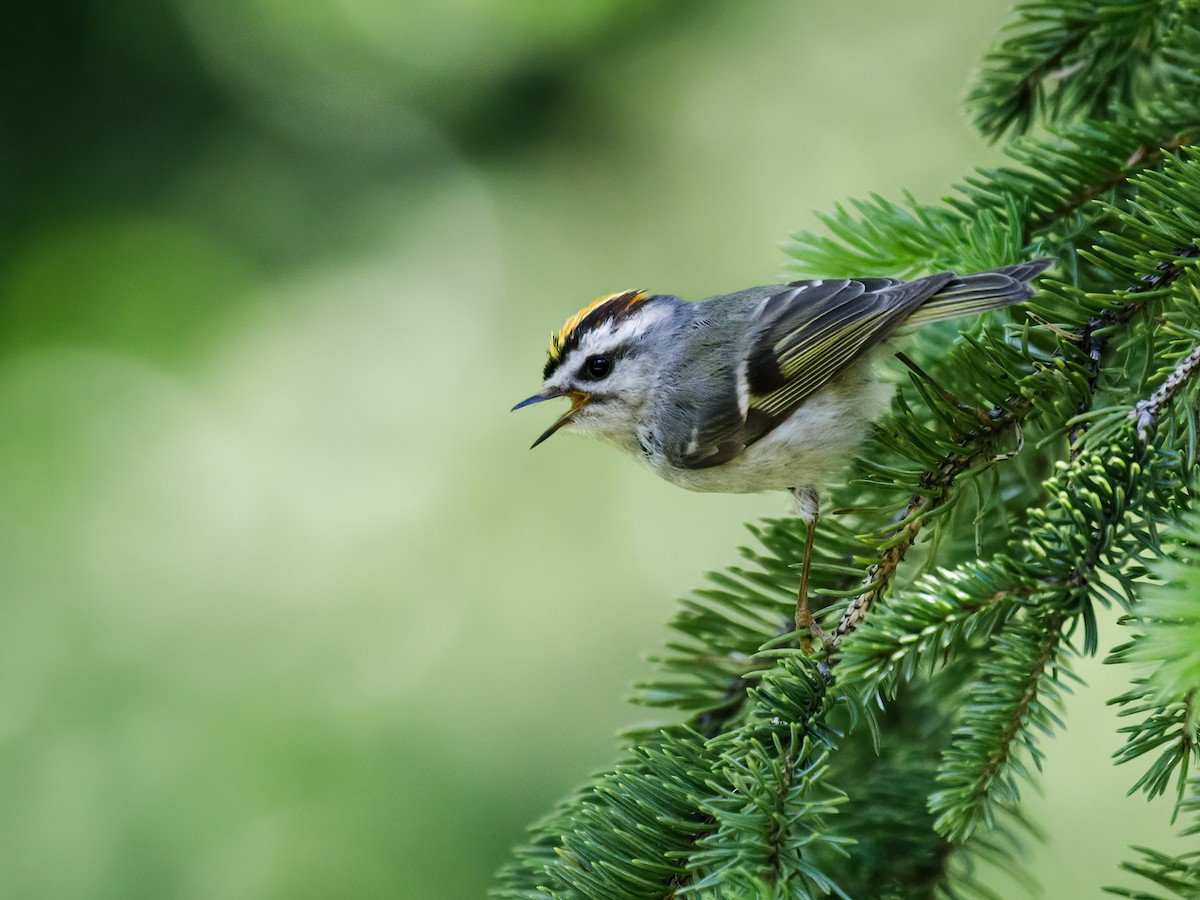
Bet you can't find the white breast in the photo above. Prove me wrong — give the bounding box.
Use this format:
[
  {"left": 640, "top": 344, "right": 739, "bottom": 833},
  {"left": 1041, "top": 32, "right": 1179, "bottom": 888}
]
[{"left": 648, "top": 376, "right": 891, "bottom": 494}]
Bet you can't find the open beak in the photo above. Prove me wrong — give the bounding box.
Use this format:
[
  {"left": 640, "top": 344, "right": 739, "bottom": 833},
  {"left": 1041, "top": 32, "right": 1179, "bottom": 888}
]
[{"left": 511, "top": 388, "right": 591, "bottom": 448}]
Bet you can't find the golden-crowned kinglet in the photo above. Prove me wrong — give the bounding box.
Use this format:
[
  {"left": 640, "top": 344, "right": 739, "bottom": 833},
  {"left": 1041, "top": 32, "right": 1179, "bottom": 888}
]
[{"left": 513, "top": 259, "right": 1053, "bottom": 646}]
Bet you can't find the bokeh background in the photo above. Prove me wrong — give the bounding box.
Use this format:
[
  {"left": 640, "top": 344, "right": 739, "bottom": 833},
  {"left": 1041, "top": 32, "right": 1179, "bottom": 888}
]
[{"left": 1, "top": 1, "right": 1189, "bottom": 897}]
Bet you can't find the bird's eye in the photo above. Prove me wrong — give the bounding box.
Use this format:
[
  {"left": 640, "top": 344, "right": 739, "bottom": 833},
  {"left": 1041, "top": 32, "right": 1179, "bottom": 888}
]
[{"left": 585, "top": 355, "right": 612, "bottom": 379}]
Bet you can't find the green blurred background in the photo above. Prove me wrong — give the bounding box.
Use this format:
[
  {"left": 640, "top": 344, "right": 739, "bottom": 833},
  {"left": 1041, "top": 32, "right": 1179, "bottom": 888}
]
[{"left": 0, "top": 1, "right": 1188, "bottom": 897}]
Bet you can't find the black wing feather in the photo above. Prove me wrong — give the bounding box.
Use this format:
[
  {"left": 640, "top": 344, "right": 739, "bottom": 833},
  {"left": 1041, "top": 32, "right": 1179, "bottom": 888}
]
[
  {"left": 661, "top": 277, "right": 942, "bottom": 470},
  {"left": 662, "top": 262, "right": 1048, "bottom": 470},
  {"left": 744, "top": 274, "right": 954, "bottom": 422}
]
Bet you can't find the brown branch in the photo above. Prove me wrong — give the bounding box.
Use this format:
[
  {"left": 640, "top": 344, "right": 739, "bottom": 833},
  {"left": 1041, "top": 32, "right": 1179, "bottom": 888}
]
[
  {"left": 831, "top": 403, "right": 1026, "bottom": 645},
  {"left": 967, "top": 612, "right": 1067, "bottom": 814},
  {"left": 1131, "top": 341, "right": 1200, "bottom": 440}
]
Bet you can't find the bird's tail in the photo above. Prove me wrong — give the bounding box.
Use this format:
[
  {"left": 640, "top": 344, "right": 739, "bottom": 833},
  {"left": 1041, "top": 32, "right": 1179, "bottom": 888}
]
[{"left": 904, "top": 258, "right": 1054, "bottom": 326}]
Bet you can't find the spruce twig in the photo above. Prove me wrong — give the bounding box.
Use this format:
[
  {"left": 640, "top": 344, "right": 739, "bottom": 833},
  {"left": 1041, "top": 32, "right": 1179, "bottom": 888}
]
[
  {"left": 497, "top": 6, "right": 1200, "bottom": 897},
  {"left": 832, "top": 250, "right": 1196, "bottom": 646},
  {"left": 1131, "top": 342, "right": 1200, "bottom": 439}
]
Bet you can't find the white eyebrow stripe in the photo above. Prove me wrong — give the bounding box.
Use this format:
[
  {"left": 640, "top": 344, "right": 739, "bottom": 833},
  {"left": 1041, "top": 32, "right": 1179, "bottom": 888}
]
[{"left": 574, "top": 304, "right": 670, "bottom": 357}]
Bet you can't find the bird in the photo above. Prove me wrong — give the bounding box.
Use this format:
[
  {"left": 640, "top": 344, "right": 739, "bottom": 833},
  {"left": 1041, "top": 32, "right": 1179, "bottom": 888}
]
[{"left": 513, "top": 259, "right": 1053, "bottom": 649}]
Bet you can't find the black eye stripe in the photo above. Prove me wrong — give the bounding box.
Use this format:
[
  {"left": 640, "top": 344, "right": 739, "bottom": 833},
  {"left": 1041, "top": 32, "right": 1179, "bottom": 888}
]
[{"left": 542, "top": 291, "right": 647, "bottom": 380}]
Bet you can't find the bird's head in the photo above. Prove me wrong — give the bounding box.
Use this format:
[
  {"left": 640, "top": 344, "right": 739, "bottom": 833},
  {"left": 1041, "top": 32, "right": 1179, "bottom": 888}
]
[{"left": 512, "top": 290, "right": 671, "bottom": 449}]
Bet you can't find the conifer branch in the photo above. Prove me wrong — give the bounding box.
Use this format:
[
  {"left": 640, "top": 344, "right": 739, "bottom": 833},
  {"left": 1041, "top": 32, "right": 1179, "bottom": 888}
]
[
  {"left": 499, "top": 7, "right": 1200, "bottom": 896},
  {"left": 967, "top": 0, "right": 1181, "bottom": 140},
  {"left": 839, "top": 377, "right": 1196, "bottom": 697},
  {"left": 930, "top": 611, "right": 1069, "bottom": 842},
  {"left": 680, "top": 657, "right": 851, "bottom": 896},
  {"left": 1112, "top": 683, "right": 1197, "bottom": 809},
  {"left": 833, "top": 248, "right": 1195, "bottom": 646},
  {"left": 1131, "top": 341, "right": 1200, "bottom": 439},
  {"left": 1110, "top": 773, "right": 1200, "bottom": 897},
  {"left": 1025, "top": 137, "right": 1191, "bottom": 237},
  {"left": 831, "top": 403, "right": 1024, "bottom": 645},
  {"left": 1071, "top": 247, "right": 1200, "bottom": 452},
  {"left": 1105, "top": 500, "right": 1200, "bottom": 826}
]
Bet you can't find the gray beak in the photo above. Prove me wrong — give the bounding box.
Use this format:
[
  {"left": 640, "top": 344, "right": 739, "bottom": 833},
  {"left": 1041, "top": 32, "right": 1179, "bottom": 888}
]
[
  {"left": 511, "top": 387, "right": 565, "bottom": 411},
  {"left": 511, "top": 387, "right": 590, "bottom": 448}
]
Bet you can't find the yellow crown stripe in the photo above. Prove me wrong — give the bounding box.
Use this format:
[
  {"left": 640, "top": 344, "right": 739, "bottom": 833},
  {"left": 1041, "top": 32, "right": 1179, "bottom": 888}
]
[{"left": 548, "top": 290, "right": 646, "bottom": 362}]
